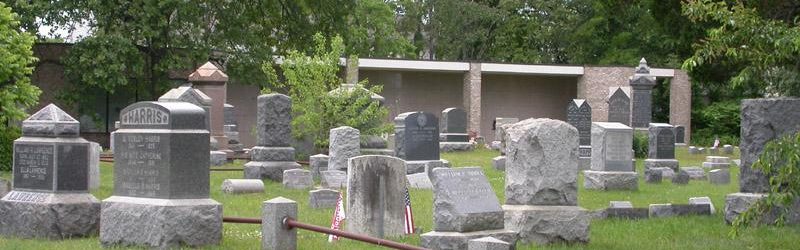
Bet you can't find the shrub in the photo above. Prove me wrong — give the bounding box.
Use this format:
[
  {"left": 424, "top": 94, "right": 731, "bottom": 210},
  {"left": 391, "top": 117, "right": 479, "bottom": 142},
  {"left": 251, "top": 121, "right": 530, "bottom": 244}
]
[
  {"left": 633, "top": 130, "right": 649, "bottom": 158},
  {"left": 0, "top": 128, "right": 20, "bottom": 172},
  {"left": 691, "top": 101, "right": 740, "bottom": 146}
]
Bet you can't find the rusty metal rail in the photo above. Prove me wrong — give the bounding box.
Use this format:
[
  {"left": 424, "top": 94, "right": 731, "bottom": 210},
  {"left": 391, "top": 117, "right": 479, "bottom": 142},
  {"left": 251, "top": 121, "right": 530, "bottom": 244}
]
[
  {"left": 222, "top": 216, "right": 427, "bottom": 250},
  {"left": 98, "top": 156, "right": 309, "bottom": 166}
]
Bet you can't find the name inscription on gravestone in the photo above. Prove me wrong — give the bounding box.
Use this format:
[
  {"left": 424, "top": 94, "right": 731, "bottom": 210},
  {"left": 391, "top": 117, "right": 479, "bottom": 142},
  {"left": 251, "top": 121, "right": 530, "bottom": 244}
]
[
  {"left": 4, "top": 191, "right": 48, "bottom": 202},
  {"left": 567, "top": 103, "right": 592, "bottom": 146},
  {"left": 435, "top": 168, "right": 501, "bottom": 214},
  {"left": 604, "top": 131, "right": 629, "bottom": 169},
  {"left": 115, "top": 134, "right": 167, "bottom": 198},
  {"left": 402, "top": 113, "right": 439, "bottom": 161},
  {"left": 13, "top": 144, "right": 54, "bottom": 190},
  {"left": 656, "top": 129, "right": 675, "bottom": 159},
  {"left": 631, "top": 90, "right": 651, "bottom": 127},
  {"left": 608, "top": 94, "right": 630, "bottom": 125},
  {"left": 120, "top": 107, "right": 169, "bottom": 125}
]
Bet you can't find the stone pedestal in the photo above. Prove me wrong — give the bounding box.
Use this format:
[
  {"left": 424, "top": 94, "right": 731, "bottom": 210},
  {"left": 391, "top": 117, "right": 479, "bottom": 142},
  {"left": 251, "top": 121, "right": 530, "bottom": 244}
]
[
  {"left": 583, "top": 171, "right": 638, "bottom": 190},
  {"left": 100, "top": 196, "right": 222, "bottom": 248},
  {"left": 644, "top": 159, "right": 679, "bottom": 172},
  {"left": 245, "top": 94, "right": 301, "bottom": 182},
  {"left": 405, "top": 159, "right": 448, "bottom": 174},
  {"left": 421, "top": 229, "right": 518, "bottom": 250},
  {"left": 0, "top": 192, "right": 100, "bottom": 239},
  {"left": 503, "top": 205, "right": 589, "bottom": 245},
  {"left": 440, "top": 142, "right": 476, "bottom": 152}
]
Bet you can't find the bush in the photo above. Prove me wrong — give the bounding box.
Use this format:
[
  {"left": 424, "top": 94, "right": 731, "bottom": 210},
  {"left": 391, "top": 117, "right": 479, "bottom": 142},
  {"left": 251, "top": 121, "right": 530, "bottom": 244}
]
[
  {"left": 0, "top": 128, "right": 20, "bottom": 172},
  {"left": 691, "top": 100, "right": 741, "bottom": 146},
  {"left": 633, "top": 130, "right": 649, "bottom": 158}
]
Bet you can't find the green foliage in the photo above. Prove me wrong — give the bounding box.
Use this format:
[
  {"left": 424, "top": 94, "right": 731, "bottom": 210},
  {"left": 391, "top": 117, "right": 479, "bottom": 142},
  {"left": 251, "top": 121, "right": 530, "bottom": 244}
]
[
  {"left": 0, "top": 127, "right": 20, "bottom": 171},
  {"left": 263, "top": 34, "right": 390, "bottom": 149},
  {"left": 683, "top": 0, "right": 800, "bottom": 97},
  {"left": 633, "top": 131, "right": 649, "bottom": 158},
  {"left": 0, "top": 2, "right": 40, "bottom": 128},
  {"left": 732, "top": 132, "right": 800, "bottom": 236},
  {"left": 691, "top": 100, "right": 740, "bottom": 146}
]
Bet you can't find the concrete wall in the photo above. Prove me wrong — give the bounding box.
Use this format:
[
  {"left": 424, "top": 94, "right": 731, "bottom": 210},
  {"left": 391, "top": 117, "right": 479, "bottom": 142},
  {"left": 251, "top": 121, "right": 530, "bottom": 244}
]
[
  {"left": 481, "top": 74, "right": 578, "bottom": 141},
  {"left": 360, "top": 70, "right": 464, "bottom": 120}
]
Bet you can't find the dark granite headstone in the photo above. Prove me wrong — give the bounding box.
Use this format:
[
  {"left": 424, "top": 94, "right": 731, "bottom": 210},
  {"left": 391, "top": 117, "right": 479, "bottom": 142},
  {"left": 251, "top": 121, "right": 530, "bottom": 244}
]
[
  {"left": 567, "top": 99, "right": 592, "bottom": 146},
  {"left": 648, "top": 123, "right": 675, "bottom": 159},
  {"left": 674, "top": 125, "right": 685, "bottom": 144},
  {"left": 606, "top": 208, "right": 649, "bottom": 219},
  {"left": 629, "top": 58, "right": 656, "bottom": 128},
  {"left": 114, "top": 102, "right": 210, "bottom": 199},
  {"left": 431, "top": 167, "right": 503, "bottom": 232},
  {"left": 394, "top": 112, "right": 440, "bottom": 161},
  {"left": 441, "top": 108, "right": 466, "bottom": 134},
  {"left": 607, "top": 87, "right": 631, "bottom": 126}
]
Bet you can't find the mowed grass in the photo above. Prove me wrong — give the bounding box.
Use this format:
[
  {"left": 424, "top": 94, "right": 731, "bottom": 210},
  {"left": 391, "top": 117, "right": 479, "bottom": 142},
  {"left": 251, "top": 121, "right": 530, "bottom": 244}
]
[{"left": 2, "top": 146, "right": 800, "bottom": 249}]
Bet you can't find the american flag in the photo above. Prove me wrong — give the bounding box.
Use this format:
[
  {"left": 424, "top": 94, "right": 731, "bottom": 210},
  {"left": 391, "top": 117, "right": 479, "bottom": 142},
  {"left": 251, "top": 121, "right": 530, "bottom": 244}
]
[
  {"left": 404, "top": 186, "right": 415, "bottom": 234},
  {"left": 328, "top": 192, "right": 345, "bottom": 242}
]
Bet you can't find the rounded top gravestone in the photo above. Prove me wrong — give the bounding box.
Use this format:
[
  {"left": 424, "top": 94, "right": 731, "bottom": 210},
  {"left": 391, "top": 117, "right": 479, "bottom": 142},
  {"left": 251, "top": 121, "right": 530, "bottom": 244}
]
[
  {"left": 394, "top": 111, "right": 440, "bottom": 161},
  {"left": 114, "top": 101, "right": 210, "bottom": 199}
]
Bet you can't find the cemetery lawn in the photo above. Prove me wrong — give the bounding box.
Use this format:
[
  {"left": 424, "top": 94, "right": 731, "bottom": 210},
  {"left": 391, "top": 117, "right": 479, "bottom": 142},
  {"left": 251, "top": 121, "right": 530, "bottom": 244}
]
[{"left": 2, "top": 147, "right": 800, "bottom": 249}]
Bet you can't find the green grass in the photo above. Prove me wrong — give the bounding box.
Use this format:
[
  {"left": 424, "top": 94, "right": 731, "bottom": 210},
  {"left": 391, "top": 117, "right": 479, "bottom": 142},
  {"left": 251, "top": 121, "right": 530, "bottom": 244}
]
[{"left": 2, "top": 146, "right": 799, "bottom": 249}]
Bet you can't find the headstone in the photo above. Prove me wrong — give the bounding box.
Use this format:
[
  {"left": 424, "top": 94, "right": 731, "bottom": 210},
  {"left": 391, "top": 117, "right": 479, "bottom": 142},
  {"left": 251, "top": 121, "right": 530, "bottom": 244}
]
[
  {"left": 644, "top": 169, "right": 662, "bottom": 183},
  {"left": 89, "top": 141, "right": 101, "bottom": 190},
  {"left": 722, "top": 144, "right": 734, "bottom": 154},
  {"left": 0, "top": 104, "right": 100, "bottom": 239},
  {"left": 221, "top": 179, "right": 264, "bottom": 194},
  {"left": 310, "top": 154, "right": 329, "bottom": 180},
  {"left": 689, "top": 197, "right": 715, "bottom": 214},
  {"left": 709, "top": 169, "right": 730, "bottom": 185},
  {"left": 672, "top": 204, "right": 712, "bottom": 216},
  {"left": 158, "top": 85, "right": 228, "bottom": 166},
  {"left": 502, "top": 118, "right": 589, "bottom": 245},
  {"left": 407, "top": 173, "right": 433, "bottom": 189},
  {"left": 607, "top": 87, "right": 631, "bottom": 126},
  {"left": 467, "top": 237, "right": 513, "bottom": 250},
  {"left": 440, "top": 107, "right": 468, "bottom": 142},
  {"left": 702, "top": 156, "right": 731, "bottom": 169},
  {"left": 394, "top": 112, "right": 440, "bottom": 161},
  {"left": 360, "top": 134, "right": 394, "bottom": 156},
  {"left": 188, "top": 62, "right": 230, "bottom": 153},
  {"left": 688, "top": 146, "right": 698, "bottom": 154},
  {"left": 586, "top": 122, "right": 638, "bottom": 191},
  {"left": 282, "top": 169, "right": 312, "bottom": 189},
  {"left": 223, "top": 103, "right": 244, "bottom": 151},
  {"left": 346, "top": 155, "right": 407, "bottom": 238},
  {"left": 262, "top": 197, "right": 297, "bottom": 250},
  {"left": 672, "top": 170, "right": 690, "bottom": 185},
  {"left": 309, "top": 189, "right": 340, "bottom": 209},
  {"left": 681, "top": 167, "right": 706, "bottom": 180},
  {"left": 629, "top": 58, "right": 656, "bottom": 128},
  {"left": 320, "top": 170, "right": 347, "bottom": 189},
  {"left": 610, "top": 201, "right": 633, "bottom": 208},
  {"left": 328, "top": 126, "right": 360, "bottom": 171},
  {"left": 674, "top": 125, "right": 686, "bottom": 144},
  {"left": 493, "top": 118, "right": 519, "bottom": 142},
  {"left": 649, "top": 204, "right": 674, "bottom": 218},
  {"left": 244, "top": 94, "right": 301, "bottom": 181},
  {"left": 644, "top": 123, "right": 679, "bottom": 172},
  {"left": 567, "top": 99, "right": 592, "bottom": 170},
  {"left": 606, "top": 207, "right": 650, "bottom": 220},
  {"left": 650, "top": 167, "right": 675, "bottom": 179},
  {"left": 100, "top": 102, "right": 222, "bottom": 248}
]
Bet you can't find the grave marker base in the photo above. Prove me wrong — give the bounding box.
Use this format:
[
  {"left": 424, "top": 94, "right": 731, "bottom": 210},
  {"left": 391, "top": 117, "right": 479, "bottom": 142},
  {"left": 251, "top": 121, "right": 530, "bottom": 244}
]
[
  {"left": 0, "top": 192, "right": 100, "bottom": 239},
  {"left": 100, "top": 196, "right": 222, "bottom": 248},
  {"left": 503, "top": 205, "right": 589, "bottom": 245},
  {"left": 583, "top": 171, "right": 638, "bottom": 191},
  {"left": 644, "top": 159, "right": 679, "bottom": 172},
  {"left": 243, "top": 161, "right": 301, "bottom": 182},
  {"left": 405, "top": 159, "right": 447, "bottom": 174},
  {"left": 420, "top": 229, "right": 518, "bottom": 250},
  {"left": 440, "top": 142, "right": 475, "bottom": 152}
]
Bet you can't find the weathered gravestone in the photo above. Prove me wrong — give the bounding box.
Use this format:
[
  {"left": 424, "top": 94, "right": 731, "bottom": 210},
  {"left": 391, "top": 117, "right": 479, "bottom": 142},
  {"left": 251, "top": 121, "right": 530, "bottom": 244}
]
[
  {"left": 100, "top": 102, "right": 222, "bottom": 248},
  {"left": 309, "top": 154, "right": 329, "bottom": 180},
  {"left": 157, "top": 85, "right": 227, "bottom": 166},
  {"left": 346, "top": 155, "right": 407, "bottom": 238},
  {"left": 440, "top": 108, "right": 474, "bottom": 152},
  {"left": 328, "top": 126, "right": 360, "bottom": 171},
  {"left": 394, "top": 112, "right": 445, "bottom": 174},
  {"left": 674, "top": 125, "right": 686, "bottom": 145},
  {"left": 0, "top": 104, "right": 100, "bottom": 239},
  {"left": 320, "top": 170, "right": 347, "bottom": 189},
  {"left": 725, "top": 98, "right": 800, "bottom": 224},
  {"left": 221, "top": 179, "right": 264, "bottom": 194},
  {"left": 585, "top": 122, "right": 637, "bottom": 190},
  {"left": 421, "top": 167, "right": 517, "bottom": 250},
  {"left": 493, "top": 118, "right": 519, "bottom": 152},
  {"left": 607, "top": 87, "right": 631, "bottom": 126},
  {"left": 502, "top": 118, "right": 590, "bottom": 245},
  {"left": 282, "top": 169, "right": 312, "bottom": 189},
  {"left": 703, "top": 156, "right": 731, "bottom": 169},
  {"left": 223, "top": 103, "right": 244, "bottom": 151},
  {"left": 244, "top": 94, "right": 301, "bottom": 181},
  {"left": 644, "top": 123, "right": 679, "bottom": 172},
  {"left": 309, "top": 189, "right": 340, "bottom": 209},
  {"left": 567, "top": 99, "right": 592, "bottom": 170},
  {"left": 709, "top": 169, "right": 730, "bottom": 185},
  {"left": 407, "top": 172, "right": 433, "bottom": 190},
  {"left": 629, "top": 58, "right": 656, "bottom": 128},
  {"left": 89, "top": 141, "right": 101, "bottom": 190}
]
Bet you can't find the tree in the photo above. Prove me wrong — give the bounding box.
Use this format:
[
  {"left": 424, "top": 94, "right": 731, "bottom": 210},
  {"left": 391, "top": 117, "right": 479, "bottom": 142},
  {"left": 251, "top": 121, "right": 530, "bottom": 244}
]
[
  {"left": 263, "top": 34, "right": 390, "bottom": 149},
  {"left": 682, "top": 0, "right": 800, "bottom": 97},
  {"left": 0, "top": 2, "right": 40, "bottom": 171}
]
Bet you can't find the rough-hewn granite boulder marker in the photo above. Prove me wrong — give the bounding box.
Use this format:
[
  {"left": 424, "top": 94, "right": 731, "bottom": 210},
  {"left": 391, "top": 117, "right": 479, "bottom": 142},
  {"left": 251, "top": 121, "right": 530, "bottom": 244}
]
[
  {"left": 503, "top": 118, "right": 590, "bottom": 245},
  {"left": 346, "top": 155, "right": 407, "bottom": 238},
  {"left": 421, "top": 167, "right": 517, "bottom": 250},
  {"left": 724, "top": 98, "right": 800, "bottom": 224},
  {"left": 0, "top": 104, "right": 100, "bottom": 239},
  {"left": 244, "top": 94, "right": 301, "bottom": 181},
  {"left": 394, "top": 112, "right": 446, "bottom": 174},
  {"left": 567, "top": 99, "right": 592, "bottom": 170},
  {"left": 100, "top": 102, "right": 222, "bottom": 248},
  {"left": 328, "top": 126, "right": 360, "bottom": 171},
  {"left": 644, "top": 123, "right": 679, "bottom": 171},
  {"left": 584, "top": 122, "right": 638, "bottom": 190}
]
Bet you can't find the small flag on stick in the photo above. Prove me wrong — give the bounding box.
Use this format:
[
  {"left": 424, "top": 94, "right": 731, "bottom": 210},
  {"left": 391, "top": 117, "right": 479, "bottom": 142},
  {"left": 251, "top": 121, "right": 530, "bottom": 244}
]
[
  {"left": 403, "top": 186, "right": 415, "bottom": 234},
  {"left": 328, "top": 192, "right": 345, "bottom": 242}
]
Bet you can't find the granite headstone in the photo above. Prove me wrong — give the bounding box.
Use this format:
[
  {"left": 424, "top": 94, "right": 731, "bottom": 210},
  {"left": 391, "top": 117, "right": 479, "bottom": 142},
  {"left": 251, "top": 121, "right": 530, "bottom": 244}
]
[{"left": 607, "top": 87, "right": 631, "bottom": 126}]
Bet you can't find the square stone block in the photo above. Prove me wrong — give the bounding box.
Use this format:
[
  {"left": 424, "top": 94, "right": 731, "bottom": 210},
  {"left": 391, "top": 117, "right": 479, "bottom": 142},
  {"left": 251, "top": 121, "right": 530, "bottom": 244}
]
[
  {"left": 0, "top": 192, "right": 100, "bottom": 239},
  {"left": 503, "top": 205, "right": 589, "bottom": 245},
  {"left": 243, "top": 161, "right": 301, "bottom": 182},
  {"left": 583, "top": 171, "right": 638, "bottom": 191}
]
